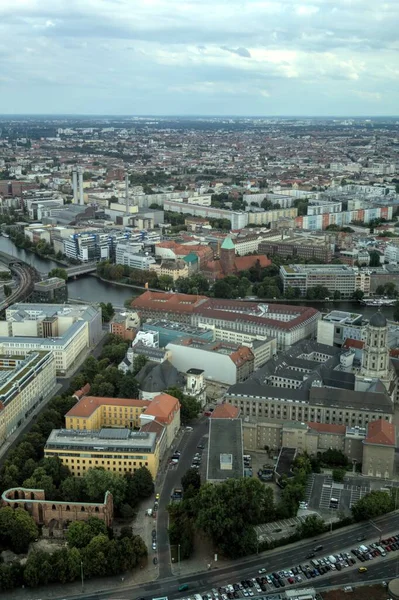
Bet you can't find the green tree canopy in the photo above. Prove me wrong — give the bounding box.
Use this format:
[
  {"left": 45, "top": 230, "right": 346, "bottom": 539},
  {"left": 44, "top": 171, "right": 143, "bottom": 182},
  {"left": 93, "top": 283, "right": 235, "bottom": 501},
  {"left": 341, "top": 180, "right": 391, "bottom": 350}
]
[{"left": 352, "top": 490, "right": 394, "bottom": 521}]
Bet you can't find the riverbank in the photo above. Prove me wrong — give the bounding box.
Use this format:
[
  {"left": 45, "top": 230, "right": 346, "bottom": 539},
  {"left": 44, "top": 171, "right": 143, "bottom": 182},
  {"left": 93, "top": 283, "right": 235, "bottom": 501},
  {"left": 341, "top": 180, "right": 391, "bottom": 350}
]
[{"left": 92, "top": 274, "right": 366, "bottom": 306}]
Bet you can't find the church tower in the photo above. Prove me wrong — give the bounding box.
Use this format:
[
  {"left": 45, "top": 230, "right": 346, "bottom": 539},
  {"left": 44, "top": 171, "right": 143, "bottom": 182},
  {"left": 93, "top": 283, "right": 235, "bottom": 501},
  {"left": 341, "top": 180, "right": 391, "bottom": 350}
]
[{"left": 362, "top": 310, "right": 389, "bottom": 378}]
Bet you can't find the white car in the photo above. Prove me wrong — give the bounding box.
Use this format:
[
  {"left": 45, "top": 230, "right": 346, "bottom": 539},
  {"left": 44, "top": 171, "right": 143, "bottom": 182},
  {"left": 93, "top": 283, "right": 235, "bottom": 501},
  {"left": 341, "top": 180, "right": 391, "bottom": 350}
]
[{"left": 258, "top": 568, "right": 266, "bottom": 574}]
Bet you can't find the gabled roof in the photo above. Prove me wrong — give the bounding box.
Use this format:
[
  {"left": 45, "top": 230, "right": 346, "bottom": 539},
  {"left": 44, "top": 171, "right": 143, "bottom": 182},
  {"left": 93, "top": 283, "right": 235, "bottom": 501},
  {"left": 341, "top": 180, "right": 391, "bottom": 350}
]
[
  {"left": 342, "top": 338, "right": 365, "bottom": 350},
  {"left": 307, "top": 421, "right": 346, "bottom": 435},
  {"left": 66, "top": 397, "right": 150, "bottom": 418},
  {"left": 365, "top": 419, "right": 396, "bottom": 446},
  {"left": 143, "top": 393, "right": 180, "bottom": 424},
  {"left": 221, "top": 237, "right": 235, "bottom": 250}
]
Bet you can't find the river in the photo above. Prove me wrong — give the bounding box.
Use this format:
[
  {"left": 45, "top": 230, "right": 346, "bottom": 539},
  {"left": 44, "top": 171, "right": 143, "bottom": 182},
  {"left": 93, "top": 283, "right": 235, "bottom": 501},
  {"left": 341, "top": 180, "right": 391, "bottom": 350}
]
[
  {"left": 0, "top": 237, "right": 395, "bottom": 320},
  {"left": 0, "top": 238, "right": 136, "bottom": 307}
]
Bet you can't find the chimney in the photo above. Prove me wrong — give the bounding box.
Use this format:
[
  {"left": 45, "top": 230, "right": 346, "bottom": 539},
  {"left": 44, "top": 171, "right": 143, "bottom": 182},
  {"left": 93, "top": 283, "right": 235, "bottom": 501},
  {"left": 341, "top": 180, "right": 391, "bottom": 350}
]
[
  {"left": 72, "top": 169, "right": 78, "bottom": 204},
  {"left": 125, "top": 172, "right": 129, "bottom": 214},
  {"left": 78, "top": 167, "right": 84, "bottom": 205}
]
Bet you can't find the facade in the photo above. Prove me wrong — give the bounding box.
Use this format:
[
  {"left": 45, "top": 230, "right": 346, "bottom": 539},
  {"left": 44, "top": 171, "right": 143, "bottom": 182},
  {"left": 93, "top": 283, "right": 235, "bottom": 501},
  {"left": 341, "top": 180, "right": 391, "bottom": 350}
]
[
  {"left": 362, "top": 419, "right": 396, "bottom": 478},
  {"left": 150, "top": 259, "right": 191, "bottom": 281},
  {"left": 66, "top": 391, "right": 180, "bottom": 449},
  {"left": 45, "top": 428, "right": 162, "bottom": 479},
  {"left": 295, "top": 206, "right": 393, "bottom": 230},
  {"left": 1, "top": 487, "right": 113, "bottom": 530},
  {"left": 184, "top": 369, "right": 207, "bottom": 407},
  {"left": 64, "top": 231, "right": 110, "bottom": 262},
  {"left": 115, "top": 241, "right": 156, "bottom": 270},
  {"left": 0, "top": 350, "right": 57, "bottom": 445},
  {"left": 280, "top": 264, "right": 370, "bottom": 298},
  {"left": 259, "top": 240, "right": 332, "bottom": 263},
  {"left": 110, "top": 311, "right": 140, "bottom": 341},
  {"left": 0, "top": 304, "right": 102, "bottom": 374},
  {"left": 30, "top": 277, "right": 68, "bottom": 303},
  {"left": 132, "top": 291, "right": 321, "bottom": 350},
  {"left": 247, "top": 207, "right": 298, "bottom": 226},
  {"left": 166, "top": 338, "right": 254, "bottom": 385},
  {"left": 317, "top": 311, "right": 365, "bottom": 347},
  {"left": 225, "top": 337, "right": 395, "bottom": 430}
]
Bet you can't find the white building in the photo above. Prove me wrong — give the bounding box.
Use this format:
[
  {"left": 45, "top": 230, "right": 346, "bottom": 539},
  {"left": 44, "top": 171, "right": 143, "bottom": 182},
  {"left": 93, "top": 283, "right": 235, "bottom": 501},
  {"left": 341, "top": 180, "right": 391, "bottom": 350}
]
[
  {"left": 0, "top": 304, "right": 102, "bottom": 374},
  {"left": 115, "top": 241, "right": 156, "bottom": 270}
]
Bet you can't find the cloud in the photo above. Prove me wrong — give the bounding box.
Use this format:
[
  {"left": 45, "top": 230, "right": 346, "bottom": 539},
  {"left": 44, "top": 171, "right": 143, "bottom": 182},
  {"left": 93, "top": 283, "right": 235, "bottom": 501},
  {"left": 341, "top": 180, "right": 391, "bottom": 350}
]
[
  {"left": 0, "top": 0, "right": 397, "bottom": 114},
  {"left": 221, "top": 46, "right": 252, "bottom": 58}
]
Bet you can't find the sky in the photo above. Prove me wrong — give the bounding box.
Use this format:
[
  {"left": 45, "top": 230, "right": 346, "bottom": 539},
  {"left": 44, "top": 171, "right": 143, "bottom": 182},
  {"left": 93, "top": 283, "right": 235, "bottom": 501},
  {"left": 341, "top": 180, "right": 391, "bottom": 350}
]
[{"left": 0, "top": 0, "right": 398, "bottom": 116}]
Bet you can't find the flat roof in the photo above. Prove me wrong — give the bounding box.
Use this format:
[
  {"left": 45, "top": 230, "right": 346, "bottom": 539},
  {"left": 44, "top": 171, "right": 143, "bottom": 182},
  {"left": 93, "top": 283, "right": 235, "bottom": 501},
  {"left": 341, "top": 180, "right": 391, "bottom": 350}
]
[
  {"left": 45, "top": 428, "right": 157, "bottom": 453},
  {"left": 207, "top": 419, "right": 243, "bottom": 482}
]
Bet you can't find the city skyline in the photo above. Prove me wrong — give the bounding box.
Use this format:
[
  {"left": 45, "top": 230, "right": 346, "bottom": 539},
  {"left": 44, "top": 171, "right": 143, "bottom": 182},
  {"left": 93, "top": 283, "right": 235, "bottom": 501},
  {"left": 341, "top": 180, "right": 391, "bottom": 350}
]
[{"left": 0, "top": 0, "right": 398, "bottom": 116}]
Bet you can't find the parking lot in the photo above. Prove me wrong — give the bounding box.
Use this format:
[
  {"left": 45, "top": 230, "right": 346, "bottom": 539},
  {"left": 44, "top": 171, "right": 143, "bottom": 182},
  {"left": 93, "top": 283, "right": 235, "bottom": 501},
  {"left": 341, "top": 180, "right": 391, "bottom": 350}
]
[
  {"left": 255, "top": 516, "right": 308, "bottom": 544},
  {"left": 305, "top": 473, "right": 399, "bottom": 515}
]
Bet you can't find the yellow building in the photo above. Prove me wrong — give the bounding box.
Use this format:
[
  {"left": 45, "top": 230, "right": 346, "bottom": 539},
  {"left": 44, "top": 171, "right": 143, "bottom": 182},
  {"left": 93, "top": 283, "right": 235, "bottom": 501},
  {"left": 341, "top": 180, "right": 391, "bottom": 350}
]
[
  {"left": 65, "top": 397, "right": 151, "bottom": 431},
  {"left": 44, "top": 427, "right": 162, "bottom": 479}
]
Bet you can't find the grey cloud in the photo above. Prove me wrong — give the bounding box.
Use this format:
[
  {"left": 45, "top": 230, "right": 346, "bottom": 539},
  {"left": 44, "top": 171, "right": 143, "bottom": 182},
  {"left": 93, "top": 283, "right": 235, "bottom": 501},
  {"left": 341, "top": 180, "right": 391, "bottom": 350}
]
[{"left": 221, "top": 46, "right": 251, "bottom": 58}]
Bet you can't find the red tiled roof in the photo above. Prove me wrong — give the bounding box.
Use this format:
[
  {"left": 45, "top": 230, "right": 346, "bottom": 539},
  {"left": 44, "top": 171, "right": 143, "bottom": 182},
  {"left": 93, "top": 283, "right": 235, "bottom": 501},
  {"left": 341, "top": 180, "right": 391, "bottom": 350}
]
[
  {"left": 66, "top": 397, "right": 150, "bottom": 418},
  {"left": 234, "top": 255, "right": 271, "bottom": 271},
  {"left": 342, "top": 338, "right": 365, "bottom": 350},
  {"left": 73, "top": 382, "right": 91, "bottom": 400},
  {"left": 365, "top": 419, "right": 396, "bottom": 446},
  {"left": 142, "top": 393, "right": 180, "bottom": 424},
  {"left": 211, "top": 404, "right": 240, "bottom": 419},
  {"left": 307, "top": 422, "right": 346, "bottom": 435}
]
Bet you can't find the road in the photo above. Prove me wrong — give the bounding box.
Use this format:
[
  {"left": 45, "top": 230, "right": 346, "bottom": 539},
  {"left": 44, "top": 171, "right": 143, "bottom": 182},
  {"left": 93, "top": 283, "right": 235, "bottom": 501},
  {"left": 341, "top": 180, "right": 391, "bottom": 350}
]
[
  {"left": 47, "top": 510, "right": 399, "bottom": 600},
  {"left": 157, "top": 417, "right": 210, "bottom": 578},
  {"left": 0, "top": 262, "right": 36, "bottom": 311}
]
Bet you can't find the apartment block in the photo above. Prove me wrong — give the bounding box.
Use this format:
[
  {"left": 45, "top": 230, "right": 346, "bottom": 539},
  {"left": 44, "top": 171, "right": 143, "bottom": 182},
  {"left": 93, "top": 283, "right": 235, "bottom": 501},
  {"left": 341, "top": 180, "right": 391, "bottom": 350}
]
[
  {"left": 0, "top": 351, "right": 57, "bottom": 444},
  {"left": 279, "top": 264, "right": 370, "bottom": 298}
]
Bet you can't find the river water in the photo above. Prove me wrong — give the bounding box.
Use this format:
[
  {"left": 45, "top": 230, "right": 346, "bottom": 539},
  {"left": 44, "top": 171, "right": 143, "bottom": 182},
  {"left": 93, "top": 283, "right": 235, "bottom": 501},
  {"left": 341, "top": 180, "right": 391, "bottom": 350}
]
[{"left": 0, "top": 237, "right": 395, "bottom": 320}]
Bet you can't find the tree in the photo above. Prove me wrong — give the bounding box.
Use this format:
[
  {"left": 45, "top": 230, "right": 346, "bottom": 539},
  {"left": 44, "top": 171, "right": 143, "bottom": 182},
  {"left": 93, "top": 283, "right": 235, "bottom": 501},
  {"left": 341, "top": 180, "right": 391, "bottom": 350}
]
[
  {"left": 130, "top": 466, "right": 154, "bottom": 498},
  {"left": 165, "top": 387, "right": 201, "bottom": 423},
  {"left": 353, "top": 289, "right": 364, "bottom": 301},
  {"left": 333, "top": 290, "right": 341, "bottom": 300},
  {"left": 352, "top": 490, "right": 394, "bottom": 522},
  {"left": 332, "top": 468, "right": 346, "bottom": 483},
  {"left": 67, "top": 518, "right": 107, "bottom": 549},
  {"left": 132, "top": 354, "right": 147, "bottom": 376},
  {"left": 321, "top": 449, "right": 348, "bottom": 467},
  {"left": 181, "top": 468, "right": 201, "bottom": 495},
  {"left": 48, "top": 268, "right": 68, "bottom": 281},
  {"left": 369, "top": 250, "right": 381, "bottom": 267},
  {"left": 196, "top": 478, "right": 266, "bottom": 558},
  {"left": 117, "top": 372, "right": 139, "bottom": 398},
  {"left": 213, "top": 280, "right": 233, "bottom": 299},
  {"left": 3, "top": 284, "right": 12, "bottom": 297},
  {"left": 297, "top": 514, "right": 326, "bottom": 538},
  {"left": 83, "top": 468, "right": 127, "bottom": 509},
  {"left": 100, "top": 302, "right": 115, "bottom": 323},
  {"left": 0, "top": 507, "right": 38, "bottom": 554}
]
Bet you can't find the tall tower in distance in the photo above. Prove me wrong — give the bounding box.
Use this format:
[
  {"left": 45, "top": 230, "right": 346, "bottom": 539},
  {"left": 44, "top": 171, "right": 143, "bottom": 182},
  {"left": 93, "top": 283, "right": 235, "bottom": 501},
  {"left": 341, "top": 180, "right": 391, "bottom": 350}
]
[
  {"left": 362, "top": 310, "right": 389, "bottom": 378},
  {"left": 220, "top": 237, "right": 236, "bottom": 275},
  {"left": 72, "top": 169, "right": 78, "bottom": 203},
  {"left": 125, "top": 172, "right": 129, "bottom": 214},
  {"left": 78, "top": 167, "right": 84, "bottom": 205}
]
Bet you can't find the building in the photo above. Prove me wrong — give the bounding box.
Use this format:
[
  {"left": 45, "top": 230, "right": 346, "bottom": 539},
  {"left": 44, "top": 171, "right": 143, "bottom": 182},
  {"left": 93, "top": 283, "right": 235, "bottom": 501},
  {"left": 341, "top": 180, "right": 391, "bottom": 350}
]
[
  {"left": 132, "top": 291, "right": 321, "bottom": 350},
  {"left": 317, "top": 311, "right": 365, "bottom": 347},
  {"left": 184, "top": 368, "right": 207, "bottom": 407},
  {"left": 30, "top": 277, "right": 68, "bottom": 304},
  {"left": 109, "top": 311, "right": 140, "bottom": 341},
  {"left": 139, "top": 393, "right": 181, "bottom": 448},
  {"left": 202, "top": 237, "right": 271, "bottom": 280},
  {"left": 166, "top": 338, "right": 254, "bottom": 385},
  {"left": 1, "top": 487, "right": 113, "bottom": 531},
  {"left": 362, "top": 419, "right": 396, "bottom": 478},
  {"left": 279, "top": 264, "right": 370, "bottom": 298},
  {"left": 65, "top": 391, "right": 180, "bottom": 449},
  {"left": 259, "top": 239, "right": 333, "bottom": 263},
  {"left": 295, "top": 205, "right": 393, "bottom": 230},
  {"left": 64, "top": 231, "right": 110, "bottom": 262},
  {"left": 150, "top": 259, "right": 191, "bottom": 281},
  {"left": 115, "top": 240, "right": 156, "bottom": 270},
  {"left": 225, "top": 337, "right": 395, "bottom": 429},
  {"left": 207, "top": 418, "right": 244, "bottom": 483},
  {"left": 0, "top": 350, "right": 57, "bottom": 445},
  {"left": 45, "top": 428, "right": 162, "bottom": 479},
  {"left": 0, "top": 304, "right": 102, "bottom": 375},
  {"left": 135, "top": 360, "right": 184, "bottom": 400},
  {"left": 142, "top": 319, "right": 214, "bottom": 348}
]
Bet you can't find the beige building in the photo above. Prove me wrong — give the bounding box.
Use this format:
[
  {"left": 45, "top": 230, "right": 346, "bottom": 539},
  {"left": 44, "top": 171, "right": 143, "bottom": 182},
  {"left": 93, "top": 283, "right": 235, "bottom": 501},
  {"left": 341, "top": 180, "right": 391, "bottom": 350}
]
[
  {"left": 362, "top": 419, "right": 396, "bottom": 478},
  {"left": 150, "top": 259, "right": 190, "bottom": 282},
  {"left": 247, "top": 207, "right": 298, "bottom": 226},
  {"left": 0, "top": 350, "right": 57, "bottom": 445}
]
